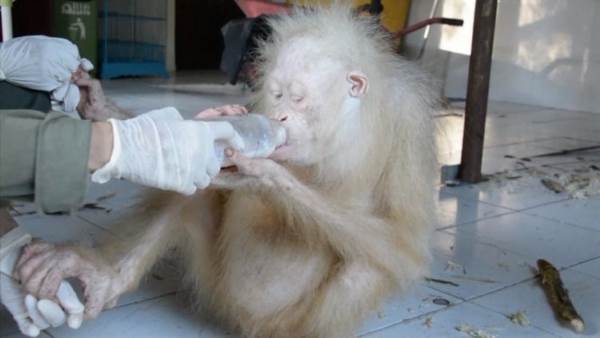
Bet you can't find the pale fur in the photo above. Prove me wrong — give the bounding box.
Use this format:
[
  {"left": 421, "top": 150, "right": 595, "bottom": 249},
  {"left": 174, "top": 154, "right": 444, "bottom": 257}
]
[{"left": 22, "top": 4, "right": 439, "bottom": 338}]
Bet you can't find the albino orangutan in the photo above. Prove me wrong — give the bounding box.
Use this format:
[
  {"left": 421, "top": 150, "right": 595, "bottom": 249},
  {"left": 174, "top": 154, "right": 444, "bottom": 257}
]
[{"left": 17, "top": 4, "right": 439, "bottom": 337}]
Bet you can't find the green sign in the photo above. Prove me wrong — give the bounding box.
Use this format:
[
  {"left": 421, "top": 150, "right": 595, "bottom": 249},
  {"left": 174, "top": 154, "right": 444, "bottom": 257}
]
[{"left": 53, "top": 0, "right": 97, "bottom": 73}]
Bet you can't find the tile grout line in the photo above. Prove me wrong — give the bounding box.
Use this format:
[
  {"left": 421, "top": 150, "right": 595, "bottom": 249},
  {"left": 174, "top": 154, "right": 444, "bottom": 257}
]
[
  {"left": 109, "top": 291, "right": 178, "bottom": 311},
  {"left": 358, "top": 302, "right": 463, "bottom": 337},
  {"left": 466, "top": 299, "right": 562, "bottom": 337},
  {"left": 359, "top": 285, "right": 470, "bottom": 335},
  {"left": 440, "top": 197, "right": 597, "bottom": 236},
  {"left": 563, "top": 256, "right": 600, "bottom": 281},
  {"left": 519, "top": 209, "right": 600, "bottom": 234},
  {"left": 435, "top": 209, "right": 519, "bottom": 232}
]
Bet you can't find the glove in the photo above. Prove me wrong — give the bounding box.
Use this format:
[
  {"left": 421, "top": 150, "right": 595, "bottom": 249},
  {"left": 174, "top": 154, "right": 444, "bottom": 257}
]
[
  {"left": 91, "top": 107, "right": 245, "bottom": 195},
  {"left": 0, "top": 228, "right": 85, "bottom": 337},
  {"left": 0, "top": 35, "right": 94, "bottom": 114}
]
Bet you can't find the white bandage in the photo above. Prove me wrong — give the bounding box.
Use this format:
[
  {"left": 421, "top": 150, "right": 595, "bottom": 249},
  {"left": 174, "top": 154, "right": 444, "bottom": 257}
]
[
  {"left": 92, "top": 107, "right": 245, "bottom": 194},
  {"left": 0, "top": 35, "right": 94, "bottom": 114}
]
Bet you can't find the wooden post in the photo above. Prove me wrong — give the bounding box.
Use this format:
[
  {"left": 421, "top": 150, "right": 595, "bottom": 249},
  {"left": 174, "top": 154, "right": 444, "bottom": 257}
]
[{"left": 458, "top": 0, "right": 498, "bottom": 183}]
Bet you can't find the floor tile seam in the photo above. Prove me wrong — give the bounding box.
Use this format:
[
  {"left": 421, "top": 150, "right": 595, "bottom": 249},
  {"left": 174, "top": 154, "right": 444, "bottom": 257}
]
[
  {"left": 482, "top": 137, "right": 562, "bottom": 149},
  {"left": 434, "top": 210, "right": 518, "bottom": 232},
  {"left": 567, "top": 269, "right": 600, "bottom": 281},
  {"left": 563, "top": 136, "right": 600, "bottom": 143},
  {"left": 435, "top": 193, "right": 516, "bottom": 211},
  {"left": 506, "top": 197, "right": 573, "bottom": 212},
  {"left": 438, "top": 228, "right": 552, "bottom": 270},
  {"left": 451, "top": 196, "right": 570, "bottom": 214},
  {"left": 465, "top": 276, "right": 537, "bottom": 304},
  {"left": 436, "top": 209, "right": 525, "bottom": 232},
  {"left": 74, "top": 215, "right": 121, "bottom": 240},
  {"left": 359, "top": 283, "right": 470, "bottom": 334},
  {"left": 476, "top": 200, "right": 520, "bottom": 211},
  {"left": 518, "top": 210, "right": 600, "bottom": 233},
  {"left": 469, "top": 299, "right": 562, "bottom": 337},
  {"left": 423, "top": 284, "right": 469, "bottom": 303},
  {"left": 465, "top": 260, "right": 600, "bottom": 305},
  {"left": 563, "top": 256, "right": 600, "bottom": 281},
  {"left": 358, "top": 303, "right": 460, "bottom": 336},
  {"left": 110, "top": 291, "right": 178, "bottom": 311},
  {"left": 543, "top": 161, "right": 600, "bottom": 172},
  {"left": 513, "top": 199, "right": 574, "bottom": 213},
  {"left": 359, "top": 286, "right": 558, "bottom": 337},
  {"left": 425, "top": 273, "right": 539, "bottom": 306},
  {"left": 437, "top": 189, "right": 568, "bottom": 211},
  {"left": 427, "top": 273, "right": 533, "bottom": 302}
]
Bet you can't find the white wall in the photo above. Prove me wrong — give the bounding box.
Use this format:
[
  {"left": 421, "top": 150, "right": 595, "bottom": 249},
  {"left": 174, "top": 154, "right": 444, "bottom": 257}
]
[{"left": 404, "top": 0, "right": 600, "bottom": 113}]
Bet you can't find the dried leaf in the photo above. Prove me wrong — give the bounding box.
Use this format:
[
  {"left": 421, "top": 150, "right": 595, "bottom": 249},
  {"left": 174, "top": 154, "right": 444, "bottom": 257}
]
[
  {"left": 507, "top": 311, "right": 530, "bottom": 326},
  {"left": 541, "top": 178, "right": 564, "bottom": 193},
  {"left": 455, "top": 324, "right": 496, "bottom": 338}
]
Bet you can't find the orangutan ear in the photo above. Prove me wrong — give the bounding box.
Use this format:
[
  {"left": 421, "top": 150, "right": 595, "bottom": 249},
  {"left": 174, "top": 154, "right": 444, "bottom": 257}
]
[{"left": 347, "top": 71, "right": 369, "bottom": 97}]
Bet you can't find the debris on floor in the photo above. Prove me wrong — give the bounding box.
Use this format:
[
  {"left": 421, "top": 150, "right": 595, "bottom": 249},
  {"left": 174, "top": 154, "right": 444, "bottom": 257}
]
[
  {"left": 423, "top": 316, "right": 433, "bottom": 328},
  {"left": 449, "top": 275, "right": 497, "bottom": 284},
  {"left": 507, "top": 311, "right": 530, "bottom": 326},
  {"left": 445, "top": 260, "right": 467, "bottom": 274},
  {"left": 78, "top": 192, "right": 117, "bottom": 213},
  {"left": 537, "top": 259, "right": 585, "bottom": 333},
  {"left": 540, "top": 178, "right": 565, "bottom": 194},
  {"left": 539, "top": 172, "right": 600, "bottom": 199},
  {"left": 79, "top": 202, "right": 112, "bottom": 212},
  {"left": 497, "top": 262, "right": 510, "bottom": 272},
  {"left": 96, "top": 192, "right": 117, "bottom": 202},
  {"left": 455, "top": 323, "right": 496, "bottom": 338},
  {"left": 425, "top": 277, "right": 460, "bottom": 287},
  {"left": 432, "top": 297, "right": 451, "bottom": 306},
  {"left": 485, "top": 158, "right": 600, "bottom": 199}
]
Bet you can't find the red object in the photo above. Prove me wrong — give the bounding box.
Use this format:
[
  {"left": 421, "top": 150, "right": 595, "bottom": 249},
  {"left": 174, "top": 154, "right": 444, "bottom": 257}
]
[{"left": 235, "top": 0, "right": 290, "bottom": 18}]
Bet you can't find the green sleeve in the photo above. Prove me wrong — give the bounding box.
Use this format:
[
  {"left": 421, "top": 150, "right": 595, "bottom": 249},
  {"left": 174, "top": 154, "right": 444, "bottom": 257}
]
[{"left": 0, "top": 110, "right": 91, "bottom": 213}]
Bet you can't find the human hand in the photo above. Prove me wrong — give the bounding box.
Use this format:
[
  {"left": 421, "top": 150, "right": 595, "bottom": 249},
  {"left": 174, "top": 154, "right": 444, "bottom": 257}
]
[
  {"left": 75, "top": 78, "right": 110, "bottom": 121},
  {"left": 195, "top": 104, "right": 248, "bottom": 119},
  {"left": 0, "top": 228, "right": 84, "bottom": 336},
  {"left": 16, "top": 242, "right": 116, "bottom": 320},
  {"left": 91, "top": 107, "right": 245, "bottom": 194}
]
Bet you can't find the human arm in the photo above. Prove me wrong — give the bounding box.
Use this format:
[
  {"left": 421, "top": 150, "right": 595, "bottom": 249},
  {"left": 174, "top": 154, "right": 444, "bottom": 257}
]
[
  {"left": 0, "top": 110, "right": 92, "bottom": 213},
  {"left": 0, "top": 35, "right": 93, "bottom": 114},
  {"left": 75, "top": 78, "right": 133, "bottom": 121},
  {"left": 0, "top": 107, "right": 245, "bottom": 213},
  {"left": 0, "top": 82, "right": 51, "bottom": 113}
]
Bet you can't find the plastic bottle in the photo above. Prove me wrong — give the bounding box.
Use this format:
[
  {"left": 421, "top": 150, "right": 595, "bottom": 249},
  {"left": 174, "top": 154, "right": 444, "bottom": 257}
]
[{"left": 204, "top": 113, "right": 287, "bottom": 167}]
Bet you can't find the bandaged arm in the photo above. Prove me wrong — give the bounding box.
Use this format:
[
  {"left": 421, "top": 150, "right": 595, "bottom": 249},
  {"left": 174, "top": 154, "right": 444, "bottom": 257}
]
[
  {"left": 0, "top": 110, "right": 92, "bottom": 214},
  {"left": 0, "top": 107, "right": 243, "bottom": 213}
]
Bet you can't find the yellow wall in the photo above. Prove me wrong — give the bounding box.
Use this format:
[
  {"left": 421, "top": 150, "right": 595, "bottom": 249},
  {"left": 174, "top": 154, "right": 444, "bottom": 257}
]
[{"left": 284, "top": 0, "right": 411, "bottom": 32}]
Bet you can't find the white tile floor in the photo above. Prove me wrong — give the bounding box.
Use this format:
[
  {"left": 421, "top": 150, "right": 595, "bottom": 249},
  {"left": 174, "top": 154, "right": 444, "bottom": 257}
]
[{"left": 2, "top": 72, "right": 600, "bottom": 338}]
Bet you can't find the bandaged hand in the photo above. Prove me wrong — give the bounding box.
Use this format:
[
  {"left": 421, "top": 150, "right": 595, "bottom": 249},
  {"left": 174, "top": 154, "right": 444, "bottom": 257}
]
[
  {"left": 91, "top": 107, "right": 245, "bottom": 194},
  {"left": 0, "top": 228, "right": 84, "bottom": 337},
  {"left": 0, "top": 35, "right": 93, "bottom": 114}
]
